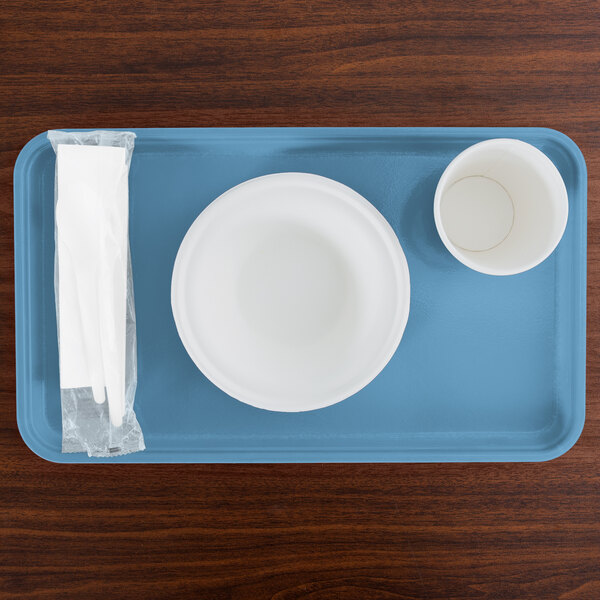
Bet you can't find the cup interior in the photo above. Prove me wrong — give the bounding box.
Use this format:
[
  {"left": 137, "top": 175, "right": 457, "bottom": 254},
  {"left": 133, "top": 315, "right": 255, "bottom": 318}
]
[{"left": 434, "top": 139, "right": 568, "bottom": 275}]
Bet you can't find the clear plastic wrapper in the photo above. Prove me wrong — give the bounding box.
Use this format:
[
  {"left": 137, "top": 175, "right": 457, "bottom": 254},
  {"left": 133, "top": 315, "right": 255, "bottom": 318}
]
[{"left": 48, "top": 130, "right": 145, "bottom": 457}]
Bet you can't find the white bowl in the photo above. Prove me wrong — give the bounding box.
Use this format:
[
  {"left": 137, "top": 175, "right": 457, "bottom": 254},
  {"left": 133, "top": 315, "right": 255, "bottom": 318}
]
[
  {"left": 171, "top": 173, "right": 410, "bottom": 412},
  {"left": 434, "top": 138, "right": 568, "bottom": 276}
]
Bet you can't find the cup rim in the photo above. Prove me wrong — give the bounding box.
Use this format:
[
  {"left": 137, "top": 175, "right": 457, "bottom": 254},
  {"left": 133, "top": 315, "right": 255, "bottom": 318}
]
[{"left": 433, "top": 138, "right": 569, "bottom": 276}]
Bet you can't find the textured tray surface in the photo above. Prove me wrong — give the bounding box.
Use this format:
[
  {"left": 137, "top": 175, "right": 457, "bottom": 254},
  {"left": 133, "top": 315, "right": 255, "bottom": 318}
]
[{"left": 14, "top": 127, "right": 586, "bottom": 462}]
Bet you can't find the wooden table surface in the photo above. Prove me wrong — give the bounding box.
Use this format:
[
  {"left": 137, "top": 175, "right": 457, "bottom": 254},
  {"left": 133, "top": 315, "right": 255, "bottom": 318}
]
[{"left": 1, "top": 1, "right": 599, "bottom": 598}]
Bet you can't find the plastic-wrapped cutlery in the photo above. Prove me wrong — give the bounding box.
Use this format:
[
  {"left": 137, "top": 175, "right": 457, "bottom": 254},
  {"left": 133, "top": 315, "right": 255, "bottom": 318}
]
[{"left": 48, "top": 130, "right": 144, "bottom": 456}]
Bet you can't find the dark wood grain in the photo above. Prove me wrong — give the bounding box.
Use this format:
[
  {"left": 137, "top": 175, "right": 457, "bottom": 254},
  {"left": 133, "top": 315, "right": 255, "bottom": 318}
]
[{"left": 1, "top": 1, "right": 599, "bottom": 598}]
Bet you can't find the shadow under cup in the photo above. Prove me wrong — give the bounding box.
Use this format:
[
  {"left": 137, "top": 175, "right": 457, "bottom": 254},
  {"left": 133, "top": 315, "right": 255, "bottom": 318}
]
[{"left": 434, "top": 138, "right": 569, "bottom": 276}]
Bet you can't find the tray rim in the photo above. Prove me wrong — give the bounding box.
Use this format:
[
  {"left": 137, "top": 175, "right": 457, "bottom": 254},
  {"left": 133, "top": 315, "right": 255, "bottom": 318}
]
[{"left": 14, "top": 127, "right": 587, "bottom": 463}]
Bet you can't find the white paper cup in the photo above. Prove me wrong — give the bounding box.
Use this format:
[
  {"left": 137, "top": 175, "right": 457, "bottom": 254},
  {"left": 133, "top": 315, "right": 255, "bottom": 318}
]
[{"left": 434, "top": 139, "right": 568, "bottom": 275}]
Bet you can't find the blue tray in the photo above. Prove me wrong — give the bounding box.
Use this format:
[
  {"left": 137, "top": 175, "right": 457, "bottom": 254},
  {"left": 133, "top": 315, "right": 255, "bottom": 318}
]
[{"left": 14, "top": 128, "right": 586, "bottom": 463}]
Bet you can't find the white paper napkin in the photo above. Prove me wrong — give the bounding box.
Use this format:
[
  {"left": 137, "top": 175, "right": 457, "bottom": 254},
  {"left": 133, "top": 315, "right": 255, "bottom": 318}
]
[{"left": 56, "top": 144, "right": 129, "bottom": 427}]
